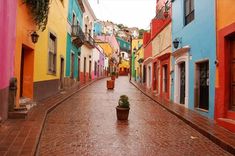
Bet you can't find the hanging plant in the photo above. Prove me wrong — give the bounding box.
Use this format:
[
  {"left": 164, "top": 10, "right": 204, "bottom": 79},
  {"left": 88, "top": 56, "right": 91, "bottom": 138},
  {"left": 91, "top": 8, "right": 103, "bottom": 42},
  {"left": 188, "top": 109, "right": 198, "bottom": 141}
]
[{"left": 23, "top": 0, "right": 51, "bottom": 31}]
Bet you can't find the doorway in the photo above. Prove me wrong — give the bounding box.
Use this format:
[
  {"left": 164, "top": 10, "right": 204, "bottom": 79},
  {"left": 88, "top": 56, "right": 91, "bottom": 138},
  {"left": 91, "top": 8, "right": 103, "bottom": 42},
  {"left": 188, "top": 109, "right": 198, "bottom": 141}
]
[
  {"left": 153, "top": 62, "right": 157, "bottom": 91},
  {"left": 230, "top": 38, "right": 235, "bottom": 111},
  {"left": 60, "top": 57, "right": 64, "bottom": 90},
  {"left": 89, "top": 60, "right": 91, "bottom": 79},
  {"left": 179, "top": 62, "right": 186, "bottom": 104},
  {"left": 195, "top": 61, "right": 209, "bottom": 110},
  {"left": 84, "top": 57, "right": 86, "bottom": 82},
  {"left": 78, "top": 58, "right": 80, "bottom": 81},
  {"left": 20, "top": 45, "right": 34, "bottom": 98}
]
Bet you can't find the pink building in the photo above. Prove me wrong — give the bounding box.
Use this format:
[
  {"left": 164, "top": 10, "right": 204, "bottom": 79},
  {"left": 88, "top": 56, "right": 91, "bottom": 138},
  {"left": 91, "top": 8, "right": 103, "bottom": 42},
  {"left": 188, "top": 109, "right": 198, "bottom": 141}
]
[{"left": 0, "top": 0, "right": 17, "bottom": 120}]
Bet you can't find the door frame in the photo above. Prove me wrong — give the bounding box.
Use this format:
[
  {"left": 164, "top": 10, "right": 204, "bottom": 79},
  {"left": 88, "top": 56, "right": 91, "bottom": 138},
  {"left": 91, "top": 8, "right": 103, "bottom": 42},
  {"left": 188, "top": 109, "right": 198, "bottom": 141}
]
[{"left": 173, "top": 49, "right": 190, "bottom": 108}]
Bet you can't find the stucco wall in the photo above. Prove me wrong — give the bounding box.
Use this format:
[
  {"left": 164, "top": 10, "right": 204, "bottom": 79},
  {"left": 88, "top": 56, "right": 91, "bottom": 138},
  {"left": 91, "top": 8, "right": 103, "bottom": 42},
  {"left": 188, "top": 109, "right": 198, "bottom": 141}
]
[
  {"left": 171, "top": 0, "right": 216, "bottom": 118},
  {"left": 152, "top": 23, "right": 172, "bottom": 57},
  {"left": 34, "top": 0, "right": 68, "bottom": 82}
]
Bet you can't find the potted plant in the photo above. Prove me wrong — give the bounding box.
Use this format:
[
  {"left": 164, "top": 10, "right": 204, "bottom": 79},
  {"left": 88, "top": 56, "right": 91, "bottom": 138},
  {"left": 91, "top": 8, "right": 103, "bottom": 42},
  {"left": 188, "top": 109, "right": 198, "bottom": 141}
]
[
  {"left": 163, "top": 11, "right": 169, "bottom": 18},
  {"left": 111, "top": 71, "right": 116, "bottom": 80},
  {"left": 116, "top": 95, "right": 130, "bottom": 120},
  {"left": 116, "top": 71, "right": 119, "bottom": 78},
  {"left": 107, "top": 80, "right": 115, "bottom": 89}
]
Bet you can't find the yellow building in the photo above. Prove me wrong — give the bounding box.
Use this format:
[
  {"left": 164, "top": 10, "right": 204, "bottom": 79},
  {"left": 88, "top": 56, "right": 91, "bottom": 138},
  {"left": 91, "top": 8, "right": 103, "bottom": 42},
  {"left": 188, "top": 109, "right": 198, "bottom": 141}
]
[
  {"left": 134, "top": 45, "right": 144, "bottom": 82},
  {"left": 132, "top": 39, "right": 143, "bottom": 78},
  {"left": 33, "top": 0, "right": 68, "bottom": 101}
]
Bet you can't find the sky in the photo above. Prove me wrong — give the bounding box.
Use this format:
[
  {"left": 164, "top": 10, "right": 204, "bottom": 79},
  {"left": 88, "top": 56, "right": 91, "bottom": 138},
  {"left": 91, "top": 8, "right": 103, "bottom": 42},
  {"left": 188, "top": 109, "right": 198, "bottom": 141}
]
[{"left": 88, "top": 0, "right": 156, "bottom": 30}]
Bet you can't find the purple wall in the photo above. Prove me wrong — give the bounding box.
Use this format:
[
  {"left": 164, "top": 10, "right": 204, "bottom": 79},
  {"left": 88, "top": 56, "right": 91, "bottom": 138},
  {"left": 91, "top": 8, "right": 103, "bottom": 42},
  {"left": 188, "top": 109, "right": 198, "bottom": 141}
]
[{"left": 0, "top": 0, "right": 17, "bottom": 89}]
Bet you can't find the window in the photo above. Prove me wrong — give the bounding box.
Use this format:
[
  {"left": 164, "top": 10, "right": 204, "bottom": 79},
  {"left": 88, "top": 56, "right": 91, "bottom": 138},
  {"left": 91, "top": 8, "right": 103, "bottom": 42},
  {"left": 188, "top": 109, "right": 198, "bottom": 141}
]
[
  {"left": 184, "top": 0, "right": 194, "bottom": 25},
  {"left": 48, "top": 33, "right": 57, "bottom": 74}
]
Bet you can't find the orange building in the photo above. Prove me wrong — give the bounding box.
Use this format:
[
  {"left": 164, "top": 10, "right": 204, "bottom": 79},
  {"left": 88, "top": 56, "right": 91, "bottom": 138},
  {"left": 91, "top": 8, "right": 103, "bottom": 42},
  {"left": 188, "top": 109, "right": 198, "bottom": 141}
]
[
  {"left": 215, "top": 0, "right": 235, "bottom": 132},
  {"left": 14, "top": 1, "right": 36, "bottom": 108}
]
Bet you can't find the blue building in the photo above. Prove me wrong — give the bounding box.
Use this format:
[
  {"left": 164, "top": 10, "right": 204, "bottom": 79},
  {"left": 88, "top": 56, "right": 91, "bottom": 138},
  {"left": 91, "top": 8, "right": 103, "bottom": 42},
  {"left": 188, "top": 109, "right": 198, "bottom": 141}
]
[
  {"left": 65, "top": 0, "right": 85, "bottom": 85},
  {"left": 171, "top": 0, "right": 216, "bottom": 118},
  {"left": 94, "top": 21, "right": 103, "bottom": 36}
]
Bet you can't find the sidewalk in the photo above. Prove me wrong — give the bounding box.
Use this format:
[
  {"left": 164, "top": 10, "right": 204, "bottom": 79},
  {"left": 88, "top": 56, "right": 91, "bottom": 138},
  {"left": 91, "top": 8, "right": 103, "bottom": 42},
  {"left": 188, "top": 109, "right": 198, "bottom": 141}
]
[
  {"left": 130, "top": 80, "right": 235, "bottom": 155},
  {"left": 0, "top": 77, "right": 105, "bottom": 156}
]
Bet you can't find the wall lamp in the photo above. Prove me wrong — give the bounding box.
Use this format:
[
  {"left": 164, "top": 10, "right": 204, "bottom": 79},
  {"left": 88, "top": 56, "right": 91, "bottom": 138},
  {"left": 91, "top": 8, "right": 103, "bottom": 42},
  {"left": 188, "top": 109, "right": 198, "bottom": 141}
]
[
  {"left": 173, "top": 38, "right": 180, "bottom": 49},
  {"left": 31, "top": 31, "right": 39, "bottom": 44}
]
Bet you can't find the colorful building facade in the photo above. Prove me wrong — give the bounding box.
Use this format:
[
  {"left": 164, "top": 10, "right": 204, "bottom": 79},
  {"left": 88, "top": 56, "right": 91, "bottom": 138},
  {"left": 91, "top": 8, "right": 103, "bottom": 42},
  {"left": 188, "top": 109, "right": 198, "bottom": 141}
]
[
  {"left": 215, "top": 0, "right": 235, "bottom": 132},
  {"left": 80, "top": 0, "right": 96, "bottom": 83},
  {"left": 15, "top": 0, "right": 36, "bottom": 105},
  {"left": 171, "top": 0, "right": 216, "bottom": 118},
  {"left": 132, "top": 39, "right": 143, "bottom": 78},
  {"left": 0, "top": 0, "right": 17, "bottom": 120},
  {"left": 34, "top": 0, "right": 69, "bottom": 100},
  {"left": 116, "top": 37, "right": 131, "bottom": 76},
  {"left": 151, "top": 0, "right": 172, "bottom": 100},
  {"left": 134, "top": 44, "right": 144, "bottom": 82},
  {"left": 65, "top": 0, "right": 84, "bottom": 87},
  {"left": 143, "top": 32, "right": 153, "bottom": 89}
]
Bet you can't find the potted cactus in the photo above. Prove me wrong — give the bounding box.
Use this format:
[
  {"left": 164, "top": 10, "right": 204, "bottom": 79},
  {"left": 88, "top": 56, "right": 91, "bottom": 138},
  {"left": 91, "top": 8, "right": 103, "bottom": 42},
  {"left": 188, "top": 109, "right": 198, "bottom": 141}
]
[
  {"left": 111, "top": 71, "right": 116, "bottom": 80},
  {"left": 116, "top": 95, "right": 130, "bottom": 120}
]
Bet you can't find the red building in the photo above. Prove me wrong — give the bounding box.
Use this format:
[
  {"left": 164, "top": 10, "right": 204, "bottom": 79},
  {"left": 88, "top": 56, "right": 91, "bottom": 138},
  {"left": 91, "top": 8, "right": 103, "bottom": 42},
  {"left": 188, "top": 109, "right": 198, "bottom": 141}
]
[
  {"left": 215, "top": 0, "right": 235, "bottom": 132},
  {"left": 143, "top": 0, "right": 172, "bottom": 100}
]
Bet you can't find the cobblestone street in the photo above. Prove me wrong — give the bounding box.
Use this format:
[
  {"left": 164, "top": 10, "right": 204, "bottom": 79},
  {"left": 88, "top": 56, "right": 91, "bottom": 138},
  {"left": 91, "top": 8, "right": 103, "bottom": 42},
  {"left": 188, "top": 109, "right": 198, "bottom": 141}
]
[{"left": 38, "top": 77, "right": 232, "bottom": 156}]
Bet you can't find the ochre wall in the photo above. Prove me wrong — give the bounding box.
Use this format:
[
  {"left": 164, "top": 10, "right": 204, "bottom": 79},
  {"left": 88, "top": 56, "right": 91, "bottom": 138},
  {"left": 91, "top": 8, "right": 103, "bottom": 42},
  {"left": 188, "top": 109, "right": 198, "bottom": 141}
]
[
  {"left": 217, "top": 0, "right": 235, "bottom": 30},
  {"left": 34, "top": 0, "right": 68, "bottom": 82}
]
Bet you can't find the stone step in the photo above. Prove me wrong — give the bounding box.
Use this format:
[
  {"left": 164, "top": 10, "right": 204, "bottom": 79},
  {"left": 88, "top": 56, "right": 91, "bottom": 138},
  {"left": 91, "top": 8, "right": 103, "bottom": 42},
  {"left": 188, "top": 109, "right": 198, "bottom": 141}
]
[{"left": 8, "top": 111, "right": 28, "bottom": 119}]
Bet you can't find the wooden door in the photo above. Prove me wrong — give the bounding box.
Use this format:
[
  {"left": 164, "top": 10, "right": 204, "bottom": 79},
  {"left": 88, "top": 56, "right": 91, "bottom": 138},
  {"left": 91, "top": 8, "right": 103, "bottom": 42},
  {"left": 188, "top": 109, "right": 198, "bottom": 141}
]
[
  {"left": 153, "top": 62, "right": 157, "bottom": 90},
  {"left": 89, "top": 60, "right": 91, "bottom": 79},
  {"left": 20, "top": 47, "right": 25, "bottom": 97},
  {"left": 84, "top": 57, "right": 86, "bottom": 81},
  {"left": 78, "top": 58, "right": 80, "bottom": 81},
  {"left": 180, "top": 62, "right": 186, "bottom": 104},
  {"left": 231, "top": 39, "right": 235, "bottom": 111},
  {"left": 60, "top": 58, "right": 64, "bottom": 89}
]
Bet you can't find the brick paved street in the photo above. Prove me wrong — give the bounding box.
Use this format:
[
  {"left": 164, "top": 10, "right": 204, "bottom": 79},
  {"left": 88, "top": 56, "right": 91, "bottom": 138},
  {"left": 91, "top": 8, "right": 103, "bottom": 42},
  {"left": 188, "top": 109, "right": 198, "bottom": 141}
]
[{"left": 38, "top": 77, "right": 232, "bottom": 156}]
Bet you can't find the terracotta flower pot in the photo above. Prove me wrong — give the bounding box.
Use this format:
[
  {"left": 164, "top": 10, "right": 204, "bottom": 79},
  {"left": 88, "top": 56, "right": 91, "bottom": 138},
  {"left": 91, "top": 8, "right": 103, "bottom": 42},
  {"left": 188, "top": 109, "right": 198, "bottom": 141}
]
[
  {"left": 111, "top": 76, "right": 116, "bottom": 80},
  {"left": 107, "top": 80, "right": 115, "bottom": 89},
  {"left": 116, "top": 106, "right": 130, "bottom": 120},
  {"left": 164, "top": 11, "right": 169, "bottom": 18}
]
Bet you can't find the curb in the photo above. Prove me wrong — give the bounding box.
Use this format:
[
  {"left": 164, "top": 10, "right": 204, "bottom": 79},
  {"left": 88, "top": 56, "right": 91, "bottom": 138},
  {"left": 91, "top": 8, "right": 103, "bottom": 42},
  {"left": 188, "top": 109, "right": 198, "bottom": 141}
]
[
  {"left": 130, "top": 80, "right": 235, "bottom": 155},
  {"left": 34, "top": 77, "right": 107, "bottom": 155}
]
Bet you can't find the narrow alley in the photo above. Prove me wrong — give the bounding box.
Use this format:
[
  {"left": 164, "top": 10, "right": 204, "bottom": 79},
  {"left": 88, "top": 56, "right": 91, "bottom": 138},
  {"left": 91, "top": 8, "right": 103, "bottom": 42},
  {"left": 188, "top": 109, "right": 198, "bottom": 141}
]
[{"left": 38, "top": 77, "right": 231, "bottom": 156}]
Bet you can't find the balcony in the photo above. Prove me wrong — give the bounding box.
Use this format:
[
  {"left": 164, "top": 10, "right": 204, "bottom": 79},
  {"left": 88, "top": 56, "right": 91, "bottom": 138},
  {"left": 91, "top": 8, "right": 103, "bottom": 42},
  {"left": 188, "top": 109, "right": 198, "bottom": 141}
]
[
  {"left": 71, "top": 25, "right": 85, "bottom": 48},
  {"left": 84, "top": 33, "right": 95, "bottom": 48},
  {"left": 120, "top": 46, "right": 130, "bottom": 53}
]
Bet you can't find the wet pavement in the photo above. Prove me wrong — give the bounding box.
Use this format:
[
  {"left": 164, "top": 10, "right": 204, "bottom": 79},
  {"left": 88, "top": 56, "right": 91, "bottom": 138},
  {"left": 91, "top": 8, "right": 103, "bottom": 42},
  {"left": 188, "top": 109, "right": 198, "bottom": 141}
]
[{"left": 38, "top": 76, "right": 232, "bottom": 156}]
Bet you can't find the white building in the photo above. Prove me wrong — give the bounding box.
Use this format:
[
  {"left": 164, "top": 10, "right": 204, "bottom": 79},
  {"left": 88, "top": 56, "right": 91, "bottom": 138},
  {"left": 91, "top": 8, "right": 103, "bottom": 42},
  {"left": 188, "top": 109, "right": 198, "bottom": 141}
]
[{"left": 80, "top": 0, "right": 97, "bottom": 83}]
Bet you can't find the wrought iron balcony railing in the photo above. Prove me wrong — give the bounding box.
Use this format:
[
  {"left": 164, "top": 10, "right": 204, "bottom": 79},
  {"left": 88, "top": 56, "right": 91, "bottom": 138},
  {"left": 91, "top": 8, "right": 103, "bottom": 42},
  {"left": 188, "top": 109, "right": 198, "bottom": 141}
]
[
  {"left": 71, "top": 25, "right": 85, "bottom": 48},
  {"left": 84, "top": 33, "right": 95, "bottom": 48}
]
